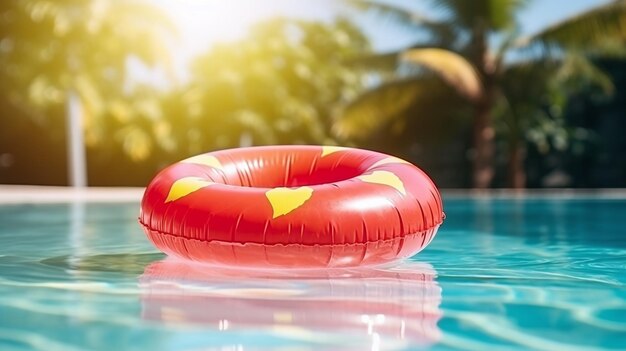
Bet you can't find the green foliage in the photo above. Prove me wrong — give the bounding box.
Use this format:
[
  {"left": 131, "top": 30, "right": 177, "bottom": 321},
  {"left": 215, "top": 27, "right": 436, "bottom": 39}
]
[
  {"left": 1, "top": 1, "right": 371, "bottom": 167},
  {"left": 524, "top": 0, "right": 626, "bottom": 50},
  {"left": 87, "top": 17, "right": 371, "bottom": 162},
  {"left": 333, "top": 77, "right": 467, "bottom": 142},
  {"left": 0, "top": 0, "right": 175, "bottom": 159},
  {"left": 497, "top": 54, "right": 613, "bottom": 154},
  {"left": 171, "top": 18, "right": 371, "bottom": 154},
  {"left": 401, "top": 48, "right": 483, "bottom": 101},
  {"left": 337, "top": 0, "right": 626, "bottom": 187},
  {"left": 334, "top": 78, "right": 427, "bottom": 140},
  {"left": 5, "top": 0, "right": 623, "bottom": 187},
  {"left": 430, "top": 0, "right": 530, "bottom": 31}
]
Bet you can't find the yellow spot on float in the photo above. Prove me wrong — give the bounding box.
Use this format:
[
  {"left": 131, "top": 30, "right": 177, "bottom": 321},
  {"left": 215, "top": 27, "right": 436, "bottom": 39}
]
[
  {"left": 357, "top": 171, "right": 406, "bottom": 195},
  {"left": 165, "top": 177, "right": 214, "bottom": 203},
  {"left": 265, "top": 187, "right": 314, "bottom": 219},
  {"left": 181, "top": 154, "right": 223, "bottom": 169},
  {"left": 321, "top": 146, "right": 345, "bottom": 157},
  {"left": 369, "top": 157, "right": 411, "bottom": 169}
]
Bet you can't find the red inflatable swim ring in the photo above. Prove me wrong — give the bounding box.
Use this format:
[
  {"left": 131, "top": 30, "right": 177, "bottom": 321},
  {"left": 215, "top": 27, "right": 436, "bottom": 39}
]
[{"left": 140, "top": 145, "right": 443, "bottom": 268}]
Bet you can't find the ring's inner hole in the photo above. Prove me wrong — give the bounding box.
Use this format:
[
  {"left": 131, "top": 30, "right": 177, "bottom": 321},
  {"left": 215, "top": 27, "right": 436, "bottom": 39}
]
[{"left": 213, "top": 151, "right": 367, "bottom": 188}]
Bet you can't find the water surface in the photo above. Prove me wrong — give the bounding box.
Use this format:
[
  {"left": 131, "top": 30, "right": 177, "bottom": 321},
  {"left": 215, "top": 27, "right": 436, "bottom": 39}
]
[{"left": 0, "top": 197, "right": 624, "bottom": 350}]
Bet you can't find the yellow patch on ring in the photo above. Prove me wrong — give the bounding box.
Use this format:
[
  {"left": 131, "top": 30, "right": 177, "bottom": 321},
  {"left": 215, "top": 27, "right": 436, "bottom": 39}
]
[
  {"left": 368, "top": 157, "right": 411, "bottom": 169},
  {"left": 181, "top": 154, "right": 223, "bottom": 169},
  {"left": 321, "top": 146, "right": 345, "bottom": 157},
  {"left": 165, "top": 177, "right": 214, "bottom": 203},
  {"left": 357, "top": 171, "right": 406, "bottom": 195},
  {"left": 265, "top": 187, "right": 314, "bottom": 219}
]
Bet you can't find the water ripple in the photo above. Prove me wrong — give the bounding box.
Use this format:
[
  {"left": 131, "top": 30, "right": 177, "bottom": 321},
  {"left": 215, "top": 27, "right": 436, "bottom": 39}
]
[{"left": 1, "top": 199, "right": 626, "bottom": 350}]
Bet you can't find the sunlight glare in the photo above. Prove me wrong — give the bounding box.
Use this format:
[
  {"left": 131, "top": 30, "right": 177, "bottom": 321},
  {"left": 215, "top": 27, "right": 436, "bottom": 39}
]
[
  {"left": 157, "top": 0, "right": 272, "bottom": 45},
  {"left": 146, "top": 0, "right": 338, "bottom": 83}
]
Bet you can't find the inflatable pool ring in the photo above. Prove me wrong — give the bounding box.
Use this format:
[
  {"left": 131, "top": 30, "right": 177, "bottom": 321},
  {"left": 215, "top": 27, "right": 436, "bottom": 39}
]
[{"left": 139, "top": 145, "right": 443, "bottom": 267}]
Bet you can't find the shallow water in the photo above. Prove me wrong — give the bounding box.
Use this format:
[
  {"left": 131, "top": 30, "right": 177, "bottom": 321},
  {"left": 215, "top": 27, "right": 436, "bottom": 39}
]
[{"left": 0, "top": 197, "right": 624, "bottom": 350}]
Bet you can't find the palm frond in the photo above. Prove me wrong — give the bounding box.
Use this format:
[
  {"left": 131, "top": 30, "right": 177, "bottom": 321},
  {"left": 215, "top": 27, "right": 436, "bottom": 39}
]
[
  {"left": 500, "top": 54, "right": 613, "bottom": 119},
  {"left": 332, "top": 77, "right": 458, "bottom": 140},
  {"left": 344, "top": 51, "right": 400, "bottom": 71},
  {"left": 344, "top": 42, "right": 461, "bottom": 71},
  {"left": 521, "top": 0, "right": 626, "bottom": 50},
  {"left": 345, "top": 0, "right": 458, "bottom": 44},
  {"left": 553, "top": 54, "right": 614, "bottom": 95},
  {"left": 493, "top": 28, "right": 520, "bottom": 73},
  {"left": 429, "top": 0, "right": 529, "bottom": 30},
  {"left": 486, "top": 0, "right": 531, "bottom": 29},
  {"left": 401, "top": 48, "right": 483, "bottom": 102},
  {"left": 345, "top": 0, "right": 438, "bottom": 28}
]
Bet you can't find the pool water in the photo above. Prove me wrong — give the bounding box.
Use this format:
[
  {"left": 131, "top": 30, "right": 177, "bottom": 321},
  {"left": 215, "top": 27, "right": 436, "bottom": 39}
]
[{"left": 0, "top": 196, "right": 624, "bottom": 351}]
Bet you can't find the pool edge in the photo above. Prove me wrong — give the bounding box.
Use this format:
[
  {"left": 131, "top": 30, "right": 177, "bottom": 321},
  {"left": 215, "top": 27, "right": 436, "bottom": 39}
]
[{"left": 1, "top": 185, "right": 626, "bottom": 204}]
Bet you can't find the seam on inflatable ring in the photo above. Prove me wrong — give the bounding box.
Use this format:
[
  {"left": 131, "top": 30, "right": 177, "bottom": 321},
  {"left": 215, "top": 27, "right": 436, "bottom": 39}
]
[{"left": 139, "top": 219, "right": 443, "bottom": 248}]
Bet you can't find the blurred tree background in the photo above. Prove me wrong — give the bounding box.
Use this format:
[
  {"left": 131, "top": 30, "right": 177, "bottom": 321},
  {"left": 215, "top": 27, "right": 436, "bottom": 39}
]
[
  {"left": 1, "top": 0, "right": 625, "bottom": 188},
  {"left": 336, "top": 0, "right": 626, "bottom": 188}
]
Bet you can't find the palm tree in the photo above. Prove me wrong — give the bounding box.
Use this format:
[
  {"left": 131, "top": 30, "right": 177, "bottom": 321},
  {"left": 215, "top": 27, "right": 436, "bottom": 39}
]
[
  {"left": 335, "top": 0, "right": 626, "bottom": 188},
  {"left": 0, "top": 0, "right": 175, "bottom": 186}
]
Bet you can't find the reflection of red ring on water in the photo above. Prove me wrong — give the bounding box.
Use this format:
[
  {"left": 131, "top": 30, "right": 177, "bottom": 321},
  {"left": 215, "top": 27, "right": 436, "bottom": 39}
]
[
  {"left": 140, "top": 259, "right": 442, "bottom": 349},
  {"left": 139, "top": 145, "right": 444, "bottom": 267}
]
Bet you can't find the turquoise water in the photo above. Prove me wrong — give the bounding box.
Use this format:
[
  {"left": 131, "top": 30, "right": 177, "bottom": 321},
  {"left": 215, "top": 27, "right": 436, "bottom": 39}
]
[{"left": 0, "top": 197, "right": 625, "bottom": 350}]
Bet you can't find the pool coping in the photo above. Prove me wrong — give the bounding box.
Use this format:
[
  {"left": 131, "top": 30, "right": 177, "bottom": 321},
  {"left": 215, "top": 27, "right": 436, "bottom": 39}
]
[
  {"left": 1, "top": 185, "right": 626, "bottom": 204},
  {"left": 0, "top": 185, "right": 144, "bottom": 204},
  {"left": 441, "top": 188, "right": 626, "bottom": 199}
]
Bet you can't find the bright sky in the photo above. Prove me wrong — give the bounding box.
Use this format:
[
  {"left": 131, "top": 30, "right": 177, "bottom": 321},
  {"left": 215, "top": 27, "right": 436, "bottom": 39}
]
[{"left": 138, "top": 0, "right": 611, "bottom": 85}]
